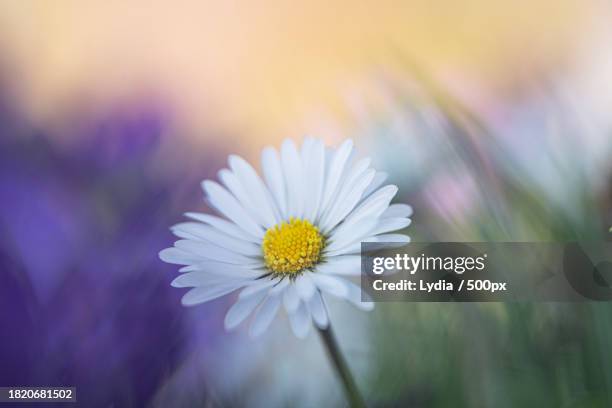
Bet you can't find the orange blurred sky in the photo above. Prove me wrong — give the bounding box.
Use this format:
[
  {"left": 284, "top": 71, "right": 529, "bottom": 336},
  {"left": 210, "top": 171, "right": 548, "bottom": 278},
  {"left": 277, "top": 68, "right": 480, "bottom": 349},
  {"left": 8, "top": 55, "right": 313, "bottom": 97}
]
[{"left": 0, "top": 0, "right": 603, "bottom": 149}]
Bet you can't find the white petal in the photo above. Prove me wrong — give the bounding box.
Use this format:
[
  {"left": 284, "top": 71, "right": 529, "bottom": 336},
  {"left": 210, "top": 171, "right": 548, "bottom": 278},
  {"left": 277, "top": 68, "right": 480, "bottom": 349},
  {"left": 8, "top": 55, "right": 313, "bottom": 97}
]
[
  {"left": 315, "top": 255, "right": 361, "bottom": 276},
  {"left": 368, "top": 233, "right": 411, "bottom": 243},
  {"left": 301, "top": 138, "right": 325, "bottom": 222},
  {"left": 159, "top": 247, "right": 201, "bottom": 265},
  {"left": 320, "top": 169, "right": 377, "bottom": 233},
  {"left": 319, "top": 157, "right": 370, "bottom": 224},
  {"left": 307, "top": 291, "right": 329, "bottom": 328},
  {"left": 171, "top": 271, "right": 252, "bottom": 288},
  {"left": 218, "top": 168, "right": 273, "bottom": 230},
  {"left": 179, "top": 260, "right": 264, "bottom": 272},
  {"left": 325, "top": 217, "right": 377, "bottom": 253},
  {"left": 332, "top": 185, "right": 397, "bottom": 241},
  {"left": 202, "top": 180, "right": 264, "bottom": 239},
  {"left": 325, "top": 244, "right": 363, "bottom": 257},
  {"left": 361, "top": 171, "right": 388, "bottom": 200},
  {"left": 381, "top": 203, "right": 413, "bottom": 218},
  {"left": 184, "top": 212, "right": 260, "bottom": 244},
  {"left": 343, "top": 185, "right": 398, "bottom": 226},
  {"left": 369, "top": 217, "right": 411, "bottom": 236},
  {"left": 344, "top": 158, "right": 372, "bottom": 187},
  {"left": 170, "top": 227, "right": 200, "bottom": 241},
  {"left": 175, "top": 240, "right": 260, "bottom": 265},
  {"left": 224, "top": 288, "right": 268, "bottom": 330},
  {"left": 217, "top": 169, "right": 265, "bottom": 227},
  {"left": 174, "top": 260, "right": 262, "bottom": 278},
  {"left": 301, "top": 137, "right": 315, "bottom": 154},
  {"left": 343, "top": 279, "right": 375, "bottom": 311},
  {"left": 310, "top": 274, "right": 349, "bottom": 297},
  {"left": 325, "top": 233, "right": 411, "bottom": 257},
  {"left": 311, "top": 276, "right": 374, "bottom": 311},
  {"left": 249, "top": 294, "right": 282, "bottom": 337},
  {"left": 239, "top": 277, "right": 280, "bottom": 298},
  {"left": 319, "top": 161, "right": 374, "bottom": 232},
  {"left": 171, "top": 223, "right": 262, "bottom": 256},
  {"left": 319, "top": 139, "right": 353, "bottom": 217},
  {"left": 283, "top": 283, "right": 300, "bottom": 313},
  {"left": 181, "top": 283, "right": 242, "bottom": 306},
  {"left": 288, "top": 301, "right": 311, "bottom": 339},
  {"left": 261, "top": 147, "right": 287, "bottom": 218},
  {"left": 280, "top": 139, "right": 304, "bottom": 218},
  {"left": 269, "top": 278, "right": 290, "bottom": 295},
  {"left": 294, "top": 272, "right": 316, "bottom": 300},
  {"left": 229, "top": 155, "right": 280, "bottom": 227}
]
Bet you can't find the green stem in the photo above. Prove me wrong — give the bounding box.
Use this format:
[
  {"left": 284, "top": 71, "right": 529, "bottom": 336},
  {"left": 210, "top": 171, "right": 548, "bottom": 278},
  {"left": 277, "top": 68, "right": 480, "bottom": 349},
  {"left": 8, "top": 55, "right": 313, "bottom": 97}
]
[{"left": 317, "top": 325, "right": 367, "bottom": 408}]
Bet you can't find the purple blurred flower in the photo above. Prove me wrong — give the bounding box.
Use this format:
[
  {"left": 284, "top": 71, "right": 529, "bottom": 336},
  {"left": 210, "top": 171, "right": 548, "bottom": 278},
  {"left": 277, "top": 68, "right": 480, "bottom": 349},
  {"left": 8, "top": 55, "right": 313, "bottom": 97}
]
[{"left": 0, "top": 95, "right": 225, "bottom": 406}]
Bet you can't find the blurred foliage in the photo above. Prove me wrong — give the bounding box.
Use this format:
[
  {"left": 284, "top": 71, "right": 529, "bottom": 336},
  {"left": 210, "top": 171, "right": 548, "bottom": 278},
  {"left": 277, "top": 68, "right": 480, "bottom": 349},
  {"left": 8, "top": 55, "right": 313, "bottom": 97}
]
[{"left": 351, "top": 70, "right": 612, "bottom": 407}]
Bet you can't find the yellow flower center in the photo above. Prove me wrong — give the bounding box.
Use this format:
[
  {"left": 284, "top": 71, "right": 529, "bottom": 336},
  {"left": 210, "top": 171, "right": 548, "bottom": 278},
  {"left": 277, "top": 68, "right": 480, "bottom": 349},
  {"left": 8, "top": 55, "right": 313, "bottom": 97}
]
[{"left": 263, "top": 218, "right": 324, "bottom": 275}]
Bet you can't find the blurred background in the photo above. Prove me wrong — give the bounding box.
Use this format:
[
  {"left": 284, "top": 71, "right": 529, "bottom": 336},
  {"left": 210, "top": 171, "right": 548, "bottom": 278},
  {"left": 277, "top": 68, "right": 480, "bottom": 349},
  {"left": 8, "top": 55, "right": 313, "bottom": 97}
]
[{"left": 1, "top": 1, "right": 611, "bottom": 407}]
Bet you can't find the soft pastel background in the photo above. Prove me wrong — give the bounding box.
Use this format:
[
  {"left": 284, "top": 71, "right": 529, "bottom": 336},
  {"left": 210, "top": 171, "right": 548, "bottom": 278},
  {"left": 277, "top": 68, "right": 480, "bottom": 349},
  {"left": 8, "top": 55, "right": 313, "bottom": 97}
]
[{"left": 1, "top": 1, "right": 611, "bottom": 407}]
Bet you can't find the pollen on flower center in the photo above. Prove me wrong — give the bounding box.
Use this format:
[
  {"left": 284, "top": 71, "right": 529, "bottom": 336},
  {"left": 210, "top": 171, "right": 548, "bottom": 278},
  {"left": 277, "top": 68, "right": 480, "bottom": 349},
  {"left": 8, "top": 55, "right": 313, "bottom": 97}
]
[{"left": 263, "top": 218, "right": 324, "bottom": 275}]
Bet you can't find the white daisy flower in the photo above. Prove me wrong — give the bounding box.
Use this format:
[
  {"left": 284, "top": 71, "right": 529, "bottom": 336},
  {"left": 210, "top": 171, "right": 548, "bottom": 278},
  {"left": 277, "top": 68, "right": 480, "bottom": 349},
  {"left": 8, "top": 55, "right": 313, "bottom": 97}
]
[{"left": 160, "top": 138, "right": 412, "bottom": 339}]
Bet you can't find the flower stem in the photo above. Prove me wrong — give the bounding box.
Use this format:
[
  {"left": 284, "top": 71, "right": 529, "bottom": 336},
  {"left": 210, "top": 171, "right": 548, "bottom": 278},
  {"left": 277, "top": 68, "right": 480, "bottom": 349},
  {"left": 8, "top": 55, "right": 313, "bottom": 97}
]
[{"left": 317, "top": 325, "right": 367, "bottom": 408}]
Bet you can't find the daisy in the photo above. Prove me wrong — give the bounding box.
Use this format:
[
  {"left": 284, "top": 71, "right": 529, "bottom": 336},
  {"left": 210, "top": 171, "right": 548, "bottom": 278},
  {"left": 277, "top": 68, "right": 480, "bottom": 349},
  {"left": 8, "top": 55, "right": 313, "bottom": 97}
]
[{"left": 159, "top": 138, "right": 412, "bottom": 339}]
